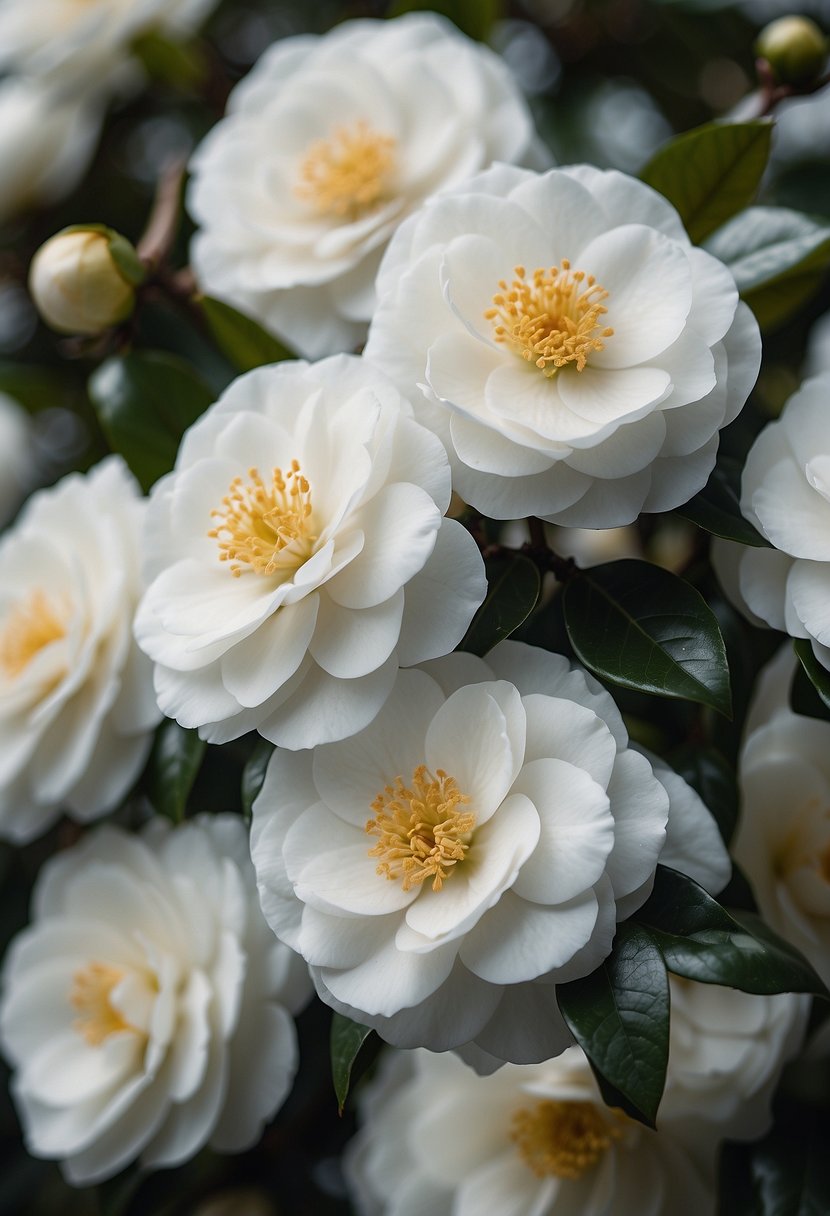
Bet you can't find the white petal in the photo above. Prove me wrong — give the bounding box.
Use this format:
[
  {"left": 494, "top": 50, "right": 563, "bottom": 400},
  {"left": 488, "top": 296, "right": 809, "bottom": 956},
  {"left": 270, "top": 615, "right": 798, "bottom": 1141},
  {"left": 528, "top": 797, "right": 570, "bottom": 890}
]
[{"left": 460, "top": 887, "right": 600, "bottom": 984}]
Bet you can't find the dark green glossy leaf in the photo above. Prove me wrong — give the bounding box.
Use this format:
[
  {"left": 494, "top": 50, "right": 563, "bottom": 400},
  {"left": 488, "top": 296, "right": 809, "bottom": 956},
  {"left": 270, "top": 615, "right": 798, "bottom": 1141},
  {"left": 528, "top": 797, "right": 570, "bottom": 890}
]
[
  {"left": 750, "top": 1111, "right": 830, "bottom": 1216},
  {"left": 330, "top": 1013, "right": 374, "bottom": 1114},
  {"left": 634, "top": 866, "right": 828, "bottom": 997},
  {"left": 562, "top": 559, "right": 732, "bottom": 716},
  {"left": 675, "top": 457, "right": 770, "bottom": 548},
  {"left": 241, "top": 738, "right": 275, "bottom": 821},
  {"left": 705, "top": 207, "right": 830, "bottom": 330},
  {"left": 89, "top": 351, "right": 214, "bottom": 491},
  {"left": 198, "top": 296, "right": 294, "bottom": 372},
  {"left": 556, "top": 921, "right": 669, "bottom": 1128},
  {"left": 668, "top": 745, "right": 738, "bottom": 844},
  {"left": 460, "top": 553, "right": 540, "bottom": 657},
  {"left": 387, "top": 0, "right": 503, "bottom": 39},
  {"left": 149, "top": 720, "right": 206, "bottom": 823},
  {"left": 640, "top": 121, "right": 772, "bottom": 244},
  {"left": 793, "top": 638, "right": 830, "bottom": 713}
]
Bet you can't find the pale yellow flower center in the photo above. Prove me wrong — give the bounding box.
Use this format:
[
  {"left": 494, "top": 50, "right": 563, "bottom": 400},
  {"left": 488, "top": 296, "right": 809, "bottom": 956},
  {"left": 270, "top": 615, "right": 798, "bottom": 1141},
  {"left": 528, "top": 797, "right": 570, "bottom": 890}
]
[
  {"left": 0, "top": 589, "right": 67, "bottom": 678},
  {"left": 366, "top": 765, "right": 475, "bottom": 892},
  {"left": 69, "top": 962, "right": 139, "bottom": 1048},
  {"left": 296, "top": 120, "right": 397, "bottom": 220},
  {"left": 511, "top": 1099, "right": 627, "bottom": 1179},
  {"left": 485, "top": 262, "right": 614, "bottom": 376},
  {"left": 208, "top": 463, "right": 317, "bottom": 578}
]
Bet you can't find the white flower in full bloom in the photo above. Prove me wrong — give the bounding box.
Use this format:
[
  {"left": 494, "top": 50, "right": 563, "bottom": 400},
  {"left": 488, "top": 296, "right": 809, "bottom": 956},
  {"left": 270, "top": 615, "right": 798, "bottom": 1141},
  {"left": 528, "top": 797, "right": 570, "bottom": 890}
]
[
  {"left": 0, "top": 457, "right": 160, "bottom": 843},
  {"left": 734, "top": 699, "right": 830, "bottom": 988},
  {"left": 714, "top": 375, "right": 830, "bottom": 671},
  {"left": 663, "top": 978, "right": 809, "bottom": 1141},
  {"left": 134, "top": 355, "right": 486, "bottom": 751},
  {"left": 0, "top": 76, "right": 105, "bottom": 225},
  {"left": 364, "top": 163, "right": 761, "bottom": 528},
  {"left": 0, "top": 392, "right": 32, "bottom": 526},
  {"left": 251, "top": 641, "right": 729, "bottom": 1064},
  {"left": 0, "top": 815, "right": 312, "bottom": 1185},
  {"left": 345, "top": 1046, "right": 715, "bottom": 1216},
  {"left": 187, "top": 12, "right": 546, "bottom": 360}
]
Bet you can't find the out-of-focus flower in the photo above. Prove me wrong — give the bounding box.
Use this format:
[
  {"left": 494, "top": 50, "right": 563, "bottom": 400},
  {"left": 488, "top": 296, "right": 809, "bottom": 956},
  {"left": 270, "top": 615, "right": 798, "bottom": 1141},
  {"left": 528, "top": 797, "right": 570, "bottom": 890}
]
[
  {"left": 187, "top": 12, "right": 547, "bottom": 359},
  {"left": 29, "top": 226, "right": 143, "bottom": 336},
  {"left": 345, "top": 1046, "right": 715, "bottom": 1216},
  {"left": 714, "top": 374, "right": 830, "bottom": 669},
  {"left": 736, "top": 699, "right": 830, "bottom": 988},
  {"left": 134, "top": 356, "right": 485, "bottom": 751},
  {"left": 0, "top": 815, "right": 311, "bottom": 1185},
  {"left": 0, "top": 77, "right": 105, "bottom": 226},
  {"left": 0, "top": 457, "right": 160, "bottom": 842},
  {"left": 0, "top": 392, "right": 32, "bottom": 526},
  {"left": 251, "top": 641, "right": 728, "bottom": 1064},
  {"left": 364, "top": 163, "right": 760, "bottom": 528}
]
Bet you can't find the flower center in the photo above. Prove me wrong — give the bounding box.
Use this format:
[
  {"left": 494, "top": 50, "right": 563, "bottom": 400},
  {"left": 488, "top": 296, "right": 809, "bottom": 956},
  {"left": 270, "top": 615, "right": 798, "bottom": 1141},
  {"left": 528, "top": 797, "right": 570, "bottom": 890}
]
[
  {"left": 296, "top": 120, "right": 397, "bottom": 220},
  {"left": 485, "top": 262, "right": 614, "bottom": 376},
  {"left": 366, "top": 765, "right": 475, "bottom": 892},
  {"left": 0, "top": 589, "right": 67, "bottom": 678},
  {"left": 208, "top": 462, "right": 317, "bottom": 578},
  {"left": 511, "top": 1099, "right": 626, "bottom": 1180},
  {"left": 69, "top": 962, "right": 138, "bottom": 1048}
]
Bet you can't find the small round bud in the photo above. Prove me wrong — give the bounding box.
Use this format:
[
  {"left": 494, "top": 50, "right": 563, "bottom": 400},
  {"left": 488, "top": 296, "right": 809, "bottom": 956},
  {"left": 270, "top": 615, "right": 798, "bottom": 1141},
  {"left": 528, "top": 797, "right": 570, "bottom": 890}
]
[
  {"left": 28, "top": 225, "right": 145, "bottom": 336},
  {"left": 756, "top": 16, "right": 828, "bottom": 87}
]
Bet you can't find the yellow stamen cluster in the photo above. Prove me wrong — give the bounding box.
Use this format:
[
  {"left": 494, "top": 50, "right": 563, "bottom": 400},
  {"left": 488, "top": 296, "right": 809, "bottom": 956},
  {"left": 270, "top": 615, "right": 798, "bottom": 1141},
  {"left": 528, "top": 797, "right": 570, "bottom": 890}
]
[
  {"left": 296, "top": 120, "right": 397, "bottom": 220},
  {"left": 485, "top": 262, "right": 614, "bottom": 376},
  {"left": 366, "top": 765, "right": 475, "bottom": 892},
  {"left": 511, "top": 1099, "right": 626, "bottom": 1180},
  {"left": 69, "top": 962, "right": 135, "bottom": 1048},
  {"left": 209, "top": 462, "right": 316, "bottom": 578},
  {"left": 0, "top": 589, "right": 67, "bottom": 678}
]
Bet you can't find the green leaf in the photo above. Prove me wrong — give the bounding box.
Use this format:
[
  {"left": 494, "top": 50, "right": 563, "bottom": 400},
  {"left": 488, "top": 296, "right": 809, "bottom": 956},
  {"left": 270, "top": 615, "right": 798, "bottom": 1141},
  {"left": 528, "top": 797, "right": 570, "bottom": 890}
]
[
  {"left": 793, "top": 638, "right": 830, "bottom": 713},
  {"left": 634, "top": 866, "right": 828, "bottom": 997},
  {"left": 749, "top": 1111, "right": 830, "bottom": 1216},
  {"left": 149, "top": 720, "right": 206, "bottom": 823},
  {"left": 89, "top": 351, "right": 214, "bottom": 491},
  {"left": 198, "top": 296, "right": 294, "bottom": 372},
  {"left": 459, "top": 553, "right": 541, "bottom": 657},
  {"left": 241, "top": 738, "right": 275, "bottom": 820},
  {"left": 556, "top": 921, "right": 669, "bottom": 1128},
  {"left": 330, "top": 1013, "right": 375, "bottom": 1114},
  {"left": 386, "top": 0, "right": 503, "bottom": 40},
  {"left": 705, "top": 207, "right": 830, "bottom": 330},
  {"left": 640, "top": 121, "right": 772, "bottom": 244},
  {"left": 675, "top": 457, "right": 770, "bottom": 548},
  {"left": 562, "top": 559, "right": 732, "bottom": 717},
  {"left": 131, "top": 31, "right": 208, "bottom": 90},
  {"left": 667, "top": 745, "right": 738, "bottom": 843}
]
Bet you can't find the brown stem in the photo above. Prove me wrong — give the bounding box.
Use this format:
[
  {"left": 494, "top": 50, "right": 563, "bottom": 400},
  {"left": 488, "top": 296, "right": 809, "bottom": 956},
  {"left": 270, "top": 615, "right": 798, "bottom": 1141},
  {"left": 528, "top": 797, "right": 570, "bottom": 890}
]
[
  {"left": 136, "top": 158, "right": 187, "bottom": 271},
  {"left": 752, "top": 57, "right": 830, "bottom": 117}
]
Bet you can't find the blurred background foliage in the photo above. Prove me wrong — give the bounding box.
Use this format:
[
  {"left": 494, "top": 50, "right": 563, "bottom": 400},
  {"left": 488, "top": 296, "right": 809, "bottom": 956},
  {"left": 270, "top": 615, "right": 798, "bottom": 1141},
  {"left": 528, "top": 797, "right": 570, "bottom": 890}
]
[{"left": 1, "top": 0, "right": 829, "bottom": 1212}]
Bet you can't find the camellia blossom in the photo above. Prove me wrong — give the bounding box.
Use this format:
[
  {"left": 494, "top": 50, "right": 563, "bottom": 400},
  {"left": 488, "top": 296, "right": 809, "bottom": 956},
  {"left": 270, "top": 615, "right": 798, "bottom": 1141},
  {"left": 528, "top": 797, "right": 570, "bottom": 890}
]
[
  {"left": 364, "top": 163, "right": 761, "bottom": 528},
  {"left": 134, "top": 355, "right": 486, "bottom": 751},
  {"left": 187, "top": 12, "right": 546, "bottom": 359},
  {"left": 345, "top": 1046, "right": 715, "bottom": 1216},
  {"left": 714, "top": 374, "right": 830, "bottom": 670},
  {"left": 0, "top": 815, "right": 311, "bottom": 1185},
  {"left": 735, "top": 697, "right": 830, "bottom": 988},
  {"left": 251, "top": 641, "right": 729, "bottom": 1063},
  {"left": 0, "top": 457, "right": 160, "bottom": 843}
]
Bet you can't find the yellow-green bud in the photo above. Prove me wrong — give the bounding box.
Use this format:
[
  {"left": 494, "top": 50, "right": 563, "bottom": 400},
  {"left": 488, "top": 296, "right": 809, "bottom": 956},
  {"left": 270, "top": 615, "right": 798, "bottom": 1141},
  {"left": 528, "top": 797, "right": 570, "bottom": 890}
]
[
  {"left": 756, "top": 16, "right": 828, "bottom": 87},
  {"left": 28, "top": 225, "right": 145, "bottom": 336}
]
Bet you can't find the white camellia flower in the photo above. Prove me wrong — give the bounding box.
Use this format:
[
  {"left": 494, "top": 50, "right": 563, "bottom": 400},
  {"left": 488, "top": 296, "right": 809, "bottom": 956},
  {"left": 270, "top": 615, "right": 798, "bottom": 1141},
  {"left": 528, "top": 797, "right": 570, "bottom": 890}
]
[
  {"left": 364, "top": 163, "right": 761, "bottom": 528},
  {"left": 134, "top": 355, "right": 486, "bottom": 751},
  {"left": 251, "top": 641, "right": 729, "bottom": 1064},
  {"left": 187, "top": 12, "right": 547, "bottom": 360},
  {"left": 662, "top": 978, "right": 809, "bottom": 1140},
  {"left": 0, "top": 392, "right": 32, "bottom": 526},
  {"left": 714, "top": 374, "right": 830, "bottom": 670},
  {"left": 0, "top": 456, "right": 160, "bottom": 843},
  {"left": 345, "top": 1046, "right": 715, "bottom": 1216},
  {"left": 735, "top": 700, "right": 830, "bottom": 988},
  {"left": 0, "top": 815, "right": 312, "bottom": 1185}
]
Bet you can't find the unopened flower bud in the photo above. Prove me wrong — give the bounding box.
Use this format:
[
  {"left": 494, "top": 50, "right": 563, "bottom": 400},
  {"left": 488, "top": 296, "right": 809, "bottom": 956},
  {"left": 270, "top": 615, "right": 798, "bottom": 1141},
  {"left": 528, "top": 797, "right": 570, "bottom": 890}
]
[
  {"left": 28, "top": 225, "right": 145, "bottom": 336},
  {"left": 756, "top": 15, "right": 828, "bottom": 86}
]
